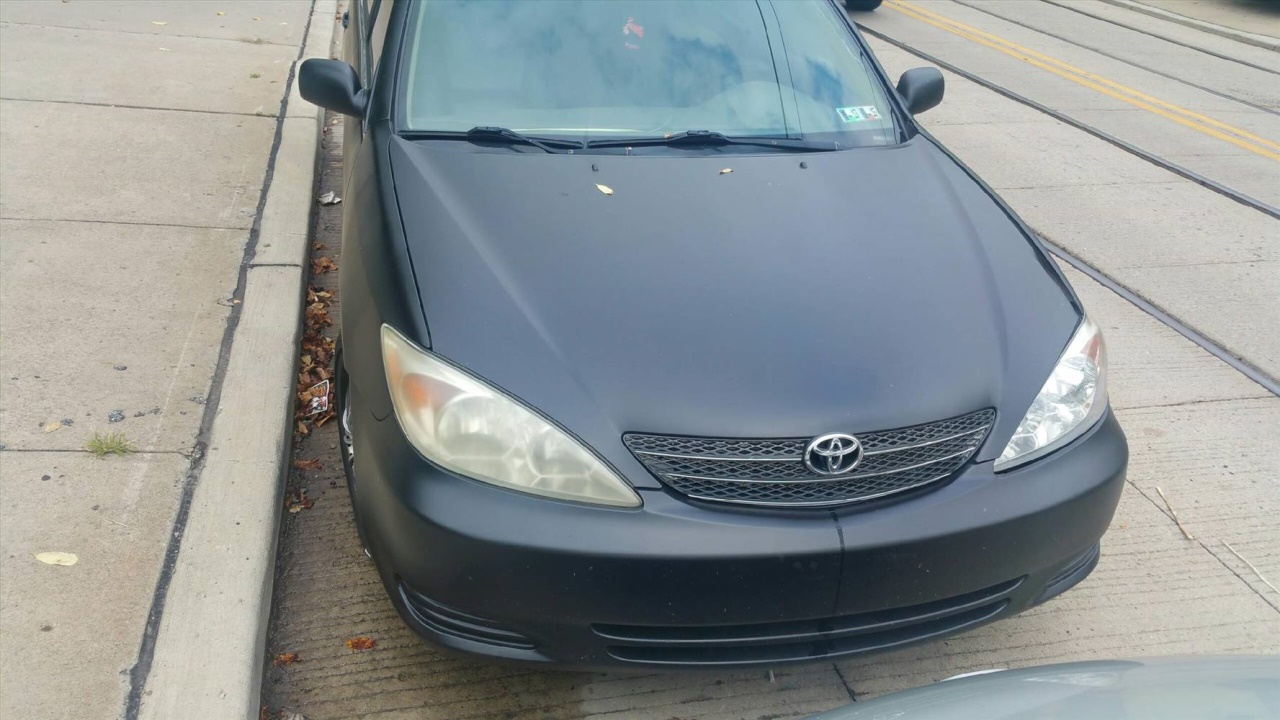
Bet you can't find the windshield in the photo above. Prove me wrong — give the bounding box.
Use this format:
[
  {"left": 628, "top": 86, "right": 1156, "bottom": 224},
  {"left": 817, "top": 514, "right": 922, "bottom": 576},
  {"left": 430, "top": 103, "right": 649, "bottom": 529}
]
[{"left": 399, "top": 0, "right": 900, "bottom": 148}]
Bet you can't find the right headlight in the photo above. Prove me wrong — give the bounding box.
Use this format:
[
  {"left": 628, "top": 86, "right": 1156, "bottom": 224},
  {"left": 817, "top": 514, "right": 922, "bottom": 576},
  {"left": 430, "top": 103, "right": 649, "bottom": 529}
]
[{"left": 995, "top": 316, "right": 1108, "bottom": 471}]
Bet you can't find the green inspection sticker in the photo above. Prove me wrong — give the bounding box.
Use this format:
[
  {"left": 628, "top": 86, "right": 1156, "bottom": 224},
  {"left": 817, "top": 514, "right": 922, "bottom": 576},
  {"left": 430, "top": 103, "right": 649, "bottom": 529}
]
[{"left": 836, "top": 105, "right": 882, "bottom": 123}]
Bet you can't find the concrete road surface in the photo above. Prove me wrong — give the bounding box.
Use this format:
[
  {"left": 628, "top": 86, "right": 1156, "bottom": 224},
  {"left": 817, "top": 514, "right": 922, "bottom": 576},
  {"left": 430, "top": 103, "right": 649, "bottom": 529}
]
[{"left": 261, "top": 1, "right": 1279, "bottom": 719}]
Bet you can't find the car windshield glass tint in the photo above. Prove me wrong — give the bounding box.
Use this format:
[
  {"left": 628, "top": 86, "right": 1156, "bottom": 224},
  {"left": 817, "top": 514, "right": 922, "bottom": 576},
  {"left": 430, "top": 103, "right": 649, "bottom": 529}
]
[{"left": 399, "top": 0, "right": 898, "bottom": 148}]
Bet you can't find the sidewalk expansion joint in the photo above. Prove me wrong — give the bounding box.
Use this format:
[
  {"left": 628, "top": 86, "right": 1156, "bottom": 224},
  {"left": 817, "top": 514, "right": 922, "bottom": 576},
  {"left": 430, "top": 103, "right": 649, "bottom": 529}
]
[
  {"left": 0, "top": 20, "right": 301, "bottom": 48},
  {"left": 0, "top": 448, "right": 190, "bottom": 455},
  {"left": 0, "top": 96, "right": 280, "bottom": 119},
  {"left": 0, "top": 216, "right": 247, "bottom": 232}
]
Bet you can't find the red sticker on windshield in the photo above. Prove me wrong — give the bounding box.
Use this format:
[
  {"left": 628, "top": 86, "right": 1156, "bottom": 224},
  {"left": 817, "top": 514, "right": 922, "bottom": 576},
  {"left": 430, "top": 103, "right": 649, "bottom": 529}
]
[{"left": 623, "top": 16, "right": 644, "bottom": 50}]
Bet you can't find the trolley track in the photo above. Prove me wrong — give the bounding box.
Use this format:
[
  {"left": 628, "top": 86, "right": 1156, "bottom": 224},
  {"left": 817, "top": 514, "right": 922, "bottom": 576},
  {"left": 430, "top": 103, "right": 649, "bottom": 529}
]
[
  {"left": 950, "top": 0, "right": 1280, "bottom": 116},
  {"left": 1040, "top": 0, "right": 1280, "bottom": 76}
]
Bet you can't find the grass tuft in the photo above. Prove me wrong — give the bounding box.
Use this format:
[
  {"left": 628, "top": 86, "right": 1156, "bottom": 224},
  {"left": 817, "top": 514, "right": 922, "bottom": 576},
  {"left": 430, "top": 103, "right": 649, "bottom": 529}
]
[
  {"left": 86, "top": 432, "right": 134, "bottom": 458},
  {"left": 238, "top": 36, "right": 268, "bottom": 45}
]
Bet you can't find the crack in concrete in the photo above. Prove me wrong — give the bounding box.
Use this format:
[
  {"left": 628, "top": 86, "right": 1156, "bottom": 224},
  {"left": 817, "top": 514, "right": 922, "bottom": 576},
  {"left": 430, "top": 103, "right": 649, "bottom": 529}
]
[
  {"left": 0, "top": 448, "right": 190, "bottom": 455},
  {"left": 0, "top": 20, "right": 300, "bottom": 48},
  {"left": 0, "top": 216, "right": 247, "bottom": 232},
  {"left": 0, "top": 96, "right": 279, "bottom": 119},
  {"left": 833, "top": 663, "right": 859, "bottom": 703},
  {"left": 1113, "top": 394, "right": 1275, "bottom": 412},
  {"left": 1125, "top": 480, "right": 1280, "bottom": 614}
]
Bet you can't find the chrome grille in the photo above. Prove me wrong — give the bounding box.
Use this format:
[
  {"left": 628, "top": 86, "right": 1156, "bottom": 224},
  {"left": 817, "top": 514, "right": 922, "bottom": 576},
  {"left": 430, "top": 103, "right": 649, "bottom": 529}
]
[{"left": 624, "top": 409, "right": 995, "bottom": 508}]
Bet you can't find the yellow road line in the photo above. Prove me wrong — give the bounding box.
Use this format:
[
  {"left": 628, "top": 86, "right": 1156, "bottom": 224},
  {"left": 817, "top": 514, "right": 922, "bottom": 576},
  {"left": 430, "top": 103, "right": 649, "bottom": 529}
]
[{"left": 884, "top": 0, "right": 1280, "bottom": 161}]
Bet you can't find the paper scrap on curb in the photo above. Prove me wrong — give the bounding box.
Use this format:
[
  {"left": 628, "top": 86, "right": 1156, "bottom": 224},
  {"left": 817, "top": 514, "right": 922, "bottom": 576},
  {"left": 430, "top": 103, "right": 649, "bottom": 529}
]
[
  {"left": 836, "top": 105, "right": 881, "bottom": 123},
  {"left": 304, "top": 379, "right": 331, "bottom": 416},
  {"left": 317, "top": 191, "right": 342, "bottom": 205}
]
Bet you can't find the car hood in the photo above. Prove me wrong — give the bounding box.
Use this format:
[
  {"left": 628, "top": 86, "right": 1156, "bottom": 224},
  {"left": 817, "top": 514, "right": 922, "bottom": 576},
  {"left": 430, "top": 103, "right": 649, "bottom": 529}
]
[{"left": 389, "top": 136, "right": 1079, "bottom": 486}]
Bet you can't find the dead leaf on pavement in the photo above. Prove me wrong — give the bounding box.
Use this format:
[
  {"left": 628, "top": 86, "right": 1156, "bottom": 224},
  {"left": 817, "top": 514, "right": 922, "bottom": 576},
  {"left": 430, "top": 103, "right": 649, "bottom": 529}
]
[
  {"left": 272, "top": 652, "right": 300, "bottom": 666},
  {"left": 304, "top": 302, "right": 333, "bottom": 328},
  {"left": 35, "top": 552, "right": 78, "bottom": 566},
  {"left": 285, "top": 489, "right": 315, "bottom": 513},
  {"left": 345, "top": 636, "right": 376, "bottom": 652},
  {"left": 293, "top": 458, "right": 322, "bottom": 471},
  {"left": 311, "top": 256, "right": 338, "bottom": 275},
  {"left": 42, "top": 421, "right": 61, "bottom": 433}
]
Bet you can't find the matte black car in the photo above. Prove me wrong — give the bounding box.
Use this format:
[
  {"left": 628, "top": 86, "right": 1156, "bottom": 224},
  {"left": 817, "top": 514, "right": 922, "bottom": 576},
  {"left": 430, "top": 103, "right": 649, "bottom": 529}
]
[{"left": 300, "top": 0, "right": 1127, "bottom": 670}]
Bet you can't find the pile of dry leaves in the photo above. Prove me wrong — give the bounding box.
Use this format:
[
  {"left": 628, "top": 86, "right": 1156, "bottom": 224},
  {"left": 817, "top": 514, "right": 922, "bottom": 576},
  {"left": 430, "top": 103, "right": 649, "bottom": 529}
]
[{"left": 294, "top": 277, "right": 337, "bottom": 439}]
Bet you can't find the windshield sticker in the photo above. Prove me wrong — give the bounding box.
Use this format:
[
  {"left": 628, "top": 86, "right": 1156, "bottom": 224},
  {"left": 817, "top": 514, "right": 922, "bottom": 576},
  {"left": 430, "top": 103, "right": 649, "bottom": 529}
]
[
  {"left": 836, "top": 106, "right": 881, "bottom": 123},
  {"left": 622, "top": 16, "right": 644, "bottom": 50}
]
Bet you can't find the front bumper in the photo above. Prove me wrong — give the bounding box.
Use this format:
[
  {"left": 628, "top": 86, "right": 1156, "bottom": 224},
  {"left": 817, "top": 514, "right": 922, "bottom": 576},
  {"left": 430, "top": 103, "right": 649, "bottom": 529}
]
[{"left": 352, "top": 403, "right": 1126, "bottom": 670}]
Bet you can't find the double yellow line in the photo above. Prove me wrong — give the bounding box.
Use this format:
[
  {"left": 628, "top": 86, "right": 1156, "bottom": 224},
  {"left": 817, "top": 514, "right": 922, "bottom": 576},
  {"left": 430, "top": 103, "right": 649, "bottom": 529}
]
[{"left": 884, "top": 0, "right": 1280, "bottom": 162}]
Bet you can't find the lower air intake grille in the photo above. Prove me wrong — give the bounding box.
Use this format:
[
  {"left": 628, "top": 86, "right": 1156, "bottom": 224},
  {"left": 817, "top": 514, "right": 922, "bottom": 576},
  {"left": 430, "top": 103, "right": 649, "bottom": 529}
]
[{"left": 594, "top": 576, "right": 1021, "bottom": 666}]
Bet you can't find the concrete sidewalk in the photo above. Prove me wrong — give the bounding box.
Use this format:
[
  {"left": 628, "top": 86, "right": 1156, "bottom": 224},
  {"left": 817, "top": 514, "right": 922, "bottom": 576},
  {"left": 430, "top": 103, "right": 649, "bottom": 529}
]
[{"left": 0, "top": 1, "right": 330, "bottom": 718}]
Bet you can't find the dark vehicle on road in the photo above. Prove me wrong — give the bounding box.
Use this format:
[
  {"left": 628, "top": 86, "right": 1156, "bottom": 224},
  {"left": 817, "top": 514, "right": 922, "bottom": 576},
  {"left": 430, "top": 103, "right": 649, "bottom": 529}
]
[{"left": 300, "top": 0, "right": 1127, "bottom": 669}]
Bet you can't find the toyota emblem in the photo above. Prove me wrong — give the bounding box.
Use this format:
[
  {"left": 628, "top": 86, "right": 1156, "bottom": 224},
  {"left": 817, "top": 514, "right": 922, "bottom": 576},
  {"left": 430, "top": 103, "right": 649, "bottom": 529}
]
[{"left": 804, "top": 433, "right": 863, "bottom": 476}]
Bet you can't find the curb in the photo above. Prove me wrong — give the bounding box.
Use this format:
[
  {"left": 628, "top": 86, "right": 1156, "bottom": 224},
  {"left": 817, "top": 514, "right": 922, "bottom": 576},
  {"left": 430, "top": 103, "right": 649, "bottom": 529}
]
[
  {"left": 1095, "top": 0, "right": 1280, "bottom": 51},
  {"left": 134, "top": 2, "right": 338, "bottom": 719}
]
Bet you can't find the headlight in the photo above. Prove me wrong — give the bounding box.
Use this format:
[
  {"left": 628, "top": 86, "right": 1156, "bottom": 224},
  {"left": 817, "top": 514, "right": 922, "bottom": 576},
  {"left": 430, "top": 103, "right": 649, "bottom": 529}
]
[
  {"left": 995, "top": 316, "right": 1108, "bottom": 471},
  {"left": 381, "top": 325, "right": 641, "bottom": 507}
]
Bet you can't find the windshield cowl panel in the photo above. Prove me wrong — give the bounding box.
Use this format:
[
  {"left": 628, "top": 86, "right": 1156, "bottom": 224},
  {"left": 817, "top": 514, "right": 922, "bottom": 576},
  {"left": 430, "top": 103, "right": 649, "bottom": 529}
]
[{"left": 397, "top": 0, "right": 900, "bottom": 152}]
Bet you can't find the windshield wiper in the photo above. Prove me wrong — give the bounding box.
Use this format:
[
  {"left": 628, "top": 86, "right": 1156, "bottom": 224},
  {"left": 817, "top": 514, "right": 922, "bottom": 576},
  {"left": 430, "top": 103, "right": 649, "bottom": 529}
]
[
  {"left": 586, "top": 130, "right": 836, "bottom": 152},
  {"left": 400, "top": 126, "right": 585, "bottom": 153}
]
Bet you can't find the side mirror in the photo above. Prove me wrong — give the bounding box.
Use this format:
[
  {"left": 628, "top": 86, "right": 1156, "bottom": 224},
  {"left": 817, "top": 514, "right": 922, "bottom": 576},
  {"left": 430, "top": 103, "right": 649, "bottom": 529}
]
[
  {"left": 299, "top": 58, "right": 366, "bottom": 118},
  {"left": 896, "top": 67, "right": 944, "bottom": 115}
]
